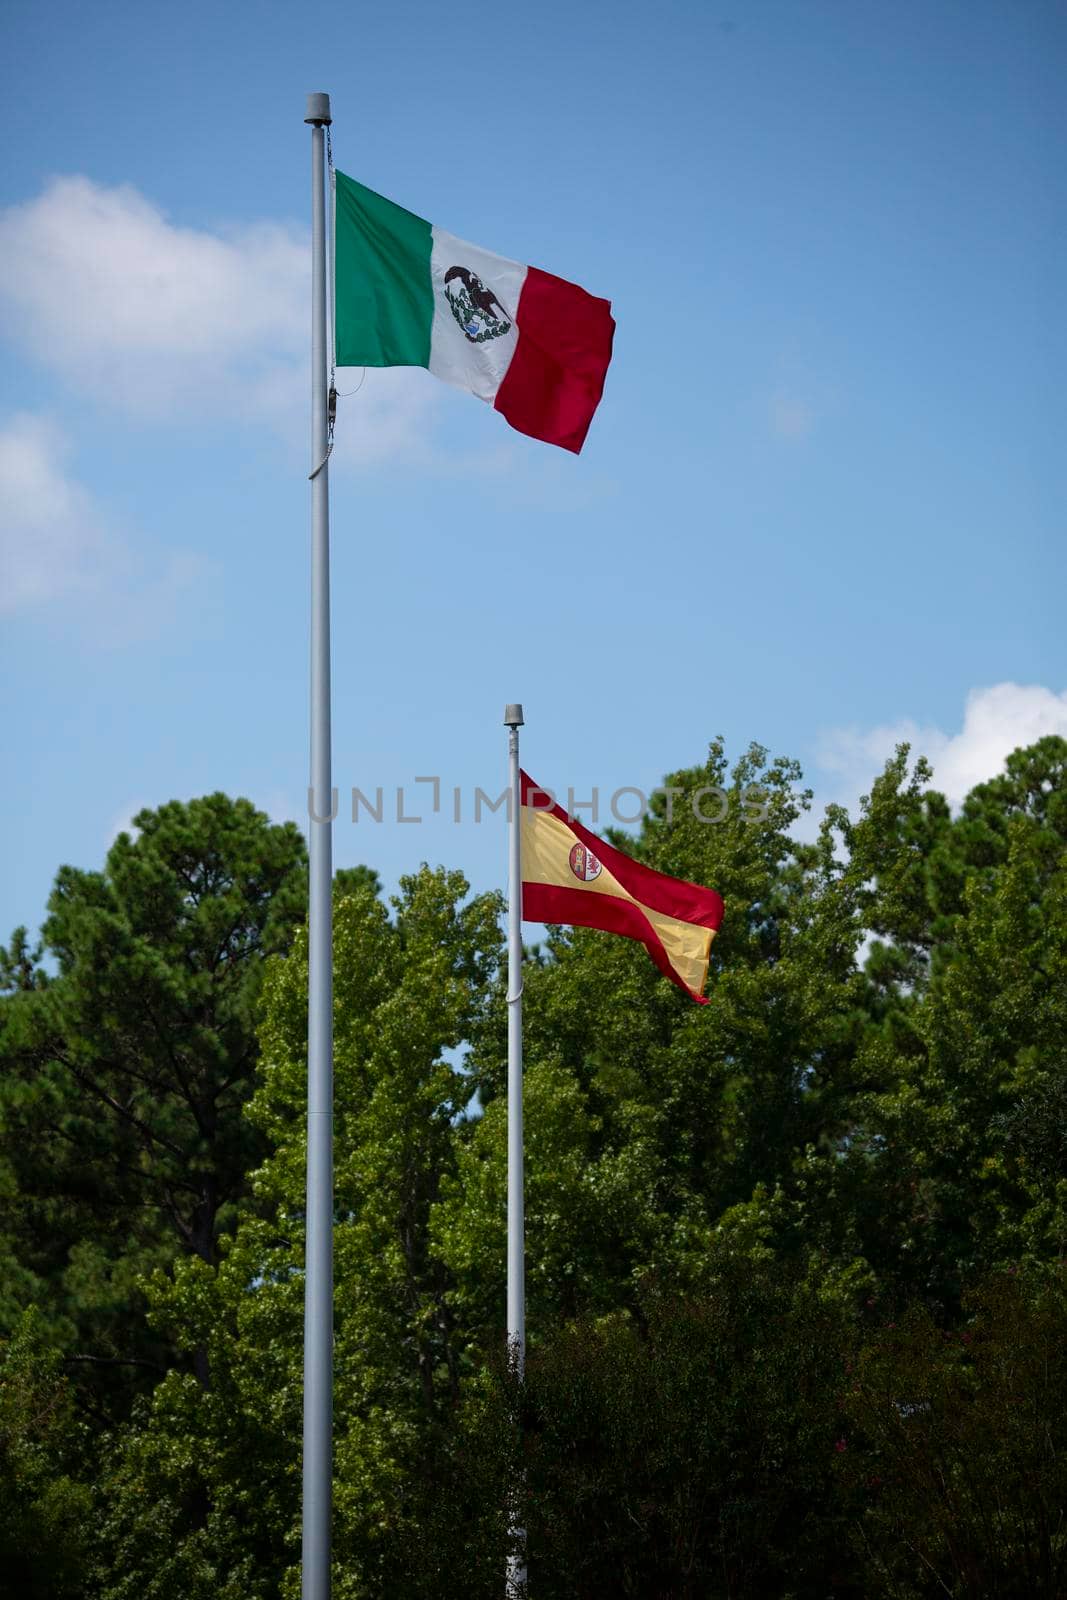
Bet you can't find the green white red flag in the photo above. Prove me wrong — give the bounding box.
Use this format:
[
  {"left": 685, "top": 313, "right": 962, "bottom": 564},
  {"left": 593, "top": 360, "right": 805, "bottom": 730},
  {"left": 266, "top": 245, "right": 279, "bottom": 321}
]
[{"left": 333, "top": 170, "right": 615, "bottom": 454}]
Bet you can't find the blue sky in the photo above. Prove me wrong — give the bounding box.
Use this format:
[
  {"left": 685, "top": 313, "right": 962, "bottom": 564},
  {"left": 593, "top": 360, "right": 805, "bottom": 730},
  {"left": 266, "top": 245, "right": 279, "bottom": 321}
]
[{"left": 2, "top": 0, "right": 1065, "bottom": 940}]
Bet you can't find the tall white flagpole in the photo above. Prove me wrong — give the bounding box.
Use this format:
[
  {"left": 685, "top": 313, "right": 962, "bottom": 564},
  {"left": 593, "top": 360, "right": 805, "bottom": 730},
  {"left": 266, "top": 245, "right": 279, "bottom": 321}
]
[
  {"left": 303, "top": 90, "right": 334, "bottom": 1600},
  {"left": 504, "top": 703, "right": 527, "bottom": 1597}
]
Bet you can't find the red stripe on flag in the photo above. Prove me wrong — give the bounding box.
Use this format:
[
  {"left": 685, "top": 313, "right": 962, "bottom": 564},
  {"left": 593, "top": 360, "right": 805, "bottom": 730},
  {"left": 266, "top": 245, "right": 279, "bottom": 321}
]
[
  {"left": 494, "top": 267, "right": 615, "bottom": 454},
  {"left": 522, "top": 881, "right": 710, "bottom": 1004},
  {"left": 520, "top": 772, "right": 724, "bottom": 933}
]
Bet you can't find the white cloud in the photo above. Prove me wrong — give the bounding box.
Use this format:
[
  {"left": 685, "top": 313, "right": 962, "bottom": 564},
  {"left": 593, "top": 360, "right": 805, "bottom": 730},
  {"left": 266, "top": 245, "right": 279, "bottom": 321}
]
[
  {"left": 106, "top": 804, "right": 147, "bottom": 848},
  {"left": 331, "top": 366, "right": 441, "bottom": 468},
  {"left": 814, "top": 683, "right": 1067, "bottom": 819},
  {"left": 0, "top": 176, "right": 435, "bottom": 459},
  {"left": 1, "top": 412, "right": 123, "bottom": 610},
  {"left": 0, "top": 177, "right": 303, "bottom": 417},
  {"left": 261, "top": 789, "right": 303, "bottom": 828},
  {"left": 0, "top": 411, "right": 203, "bottom": 633}
]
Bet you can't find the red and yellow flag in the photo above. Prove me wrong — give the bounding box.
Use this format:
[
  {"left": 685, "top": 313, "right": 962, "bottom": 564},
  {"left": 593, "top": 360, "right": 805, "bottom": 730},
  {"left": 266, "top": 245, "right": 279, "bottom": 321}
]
[{"left": 520, "top": 772, "right": 724, "bottom": 1003}]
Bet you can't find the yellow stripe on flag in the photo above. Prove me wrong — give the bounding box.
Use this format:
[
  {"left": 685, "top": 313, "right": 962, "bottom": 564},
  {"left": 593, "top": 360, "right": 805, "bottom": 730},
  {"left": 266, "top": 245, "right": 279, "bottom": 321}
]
[{"left": 521, "top": 806, "right": 714, "bottom": 997}]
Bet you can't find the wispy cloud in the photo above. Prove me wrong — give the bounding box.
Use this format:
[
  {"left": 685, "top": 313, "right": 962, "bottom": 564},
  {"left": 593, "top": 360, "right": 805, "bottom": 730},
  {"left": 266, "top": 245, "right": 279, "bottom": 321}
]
[
  {"left": 0, "top": 176, "right": 435, "bottom": 461},
  {"left": 813, "top": 683, "right": 1067, "bottom": 820},
  {"left": 0, "top": 411, "right": 204, "bottom": 636},
  {"left": 0, "top": 178, "right": 303, "bottom": 418},
  {"left": 0, "top": 412, "right": 115, "bottom": 610},
  {"left": 331, "top": 367, "right": 442, "bottom": 468},
  {"left": 261, "top": 789, "right": 303, "bottom": 829},
  {"left": 106, "top": 803, "right": 148, "bottom": 849}
]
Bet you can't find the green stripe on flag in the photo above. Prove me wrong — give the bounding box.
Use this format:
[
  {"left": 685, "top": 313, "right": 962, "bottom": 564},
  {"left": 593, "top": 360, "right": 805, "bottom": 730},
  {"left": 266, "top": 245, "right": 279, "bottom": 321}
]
[{"left": 334, "top": 170, "right": 434, "bottom": 368}]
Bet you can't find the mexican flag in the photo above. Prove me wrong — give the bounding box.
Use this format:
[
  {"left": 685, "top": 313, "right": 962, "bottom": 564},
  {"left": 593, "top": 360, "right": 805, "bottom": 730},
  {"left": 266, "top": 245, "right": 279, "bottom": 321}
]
[
  {"left": 333, "top": 170, "right": 615, "bottom": 454},
  {"left": 520, "top": 773, "right": 725, "bottom": 1003}
]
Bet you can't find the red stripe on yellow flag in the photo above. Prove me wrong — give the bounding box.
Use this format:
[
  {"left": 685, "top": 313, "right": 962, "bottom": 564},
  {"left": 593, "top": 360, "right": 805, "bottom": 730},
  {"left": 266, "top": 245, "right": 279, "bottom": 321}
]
[{"left": 519, "top": 771, "right": 725, "bottom": 1003}]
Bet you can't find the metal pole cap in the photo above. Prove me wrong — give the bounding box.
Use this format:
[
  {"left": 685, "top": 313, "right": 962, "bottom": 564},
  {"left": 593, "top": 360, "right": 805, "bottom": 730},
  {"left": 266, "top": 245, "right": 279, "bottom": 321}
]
[
  {"left": 503, "top": 704, "right": 525, "bottom": 727},
  {"left": 305, "top": 93, "right": 332, "bottom": 125}
]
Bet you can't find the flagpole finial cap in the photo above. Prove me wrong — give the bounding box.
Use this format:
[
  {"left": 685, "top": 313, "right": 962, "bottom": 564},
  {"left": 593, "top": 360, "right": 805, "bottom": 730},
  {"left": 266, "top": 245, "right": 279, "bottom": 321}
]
[
  {"left": 305, "top": 93, "right": 332, "bottom": 125},
  {"left": 504, "top": 704, "right": 525, "bottom": 727}
]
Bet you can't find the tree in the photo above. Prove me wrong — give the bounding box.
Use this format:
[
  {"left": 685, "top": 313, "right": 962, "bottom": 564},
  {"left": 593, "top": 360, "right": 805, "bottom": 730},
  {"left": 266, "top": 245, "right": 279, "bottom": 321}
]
[
  {"left": 92, "top": 866, "right": 503, "bottom": 1598},
  {"left": 829, "top": 739, "right": 1067, "bottom": 1310},
  {"left": 0, "top": 1311, "right": 93, "bottom": 1599},
  {"left": 0, "top": 794, "right": 308, "bottom": 1405},
  {"left": 840, "top": 1268, "right": 1067, "bottom": 1597},
  {"left": 436, "top": 739, "right": 875, "bottom": 1344},
  {"left": 5, "top": 736, "right": 1063, "bottom": 1597}
]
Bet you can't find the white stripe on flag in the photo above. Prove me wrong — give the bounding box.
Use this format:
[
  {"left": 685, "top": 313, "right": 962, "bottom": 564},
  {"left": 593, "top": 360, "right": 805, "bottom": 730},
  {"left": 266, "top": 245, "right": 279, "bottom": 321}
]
[{"left": 428, "top": 226, "right": 526, "bottom": 403}]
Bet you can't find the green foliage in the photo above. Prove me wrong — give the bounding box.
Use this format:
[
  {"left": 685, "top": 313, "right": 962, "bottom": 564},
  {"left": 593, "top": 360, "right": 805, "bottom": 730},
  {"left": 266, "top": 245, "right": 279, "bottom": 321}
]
[
  {"left": 442, "top": 740, "right": 873, "bottom": 1342},
  {"left": 840, "top": 1268, "right": 1067, "bottom": 1597},
  {"left": 515, "top": 1261, "right": 858, "bottom": 1599},
  {"left": 2, "top": 735, "right": 1065, "bottom": 1597},
  {"left": 88, "top": 866, "right": 504, "bottom": 1598},
  {"left": 0, "top": 1311, "right": 93, "bottom": 1598},
  {"left": 828, "top": 738, "right": 1067, "bottom": 1310},
  {"left": 0, "top": 794, "right": 308, "bottom": 1412}
]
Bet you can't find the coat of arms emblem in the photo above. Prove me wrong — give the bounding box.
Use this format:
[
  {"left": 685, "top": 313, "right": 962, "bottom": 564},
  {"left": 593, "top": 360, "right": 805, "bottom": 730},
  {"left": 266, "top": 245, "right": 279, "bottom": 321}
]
[
  {"left": 569, "top": 843, "right": 603, "bottom": 882},
  {"left": 443, "top": 266, "right": 513, "bottom": 343}
]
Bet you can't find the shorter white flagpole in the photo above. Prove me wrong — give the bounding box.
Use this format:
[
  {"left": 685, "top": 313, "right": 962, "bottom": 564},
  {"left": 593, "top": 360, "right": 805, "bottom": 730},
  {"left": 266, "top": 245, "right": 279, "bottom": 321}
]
[{"left": 504, "top": 702, "right": 526, "bottom": 1598}]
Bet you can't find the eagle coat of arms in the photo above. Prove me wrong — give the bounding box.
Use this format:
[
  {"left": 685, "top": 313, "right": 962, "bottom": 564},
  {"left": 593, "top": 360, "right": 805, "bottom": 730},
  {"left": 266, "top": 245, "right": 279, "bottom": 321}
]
[{"left": 443, "top": 266, "right": 513, "bottom": 343}]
